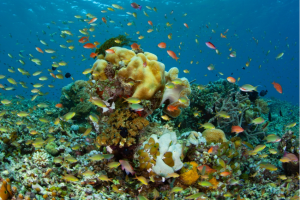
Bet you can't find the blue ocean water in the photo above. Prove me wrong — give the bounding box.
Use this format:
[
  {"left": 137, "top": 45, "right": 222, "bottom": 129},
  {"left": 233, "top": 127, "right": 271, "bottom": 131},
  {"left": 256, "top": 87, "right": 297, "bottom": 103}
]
[{"left": 0, "top": 0, "right": 299, "bottom": 104}]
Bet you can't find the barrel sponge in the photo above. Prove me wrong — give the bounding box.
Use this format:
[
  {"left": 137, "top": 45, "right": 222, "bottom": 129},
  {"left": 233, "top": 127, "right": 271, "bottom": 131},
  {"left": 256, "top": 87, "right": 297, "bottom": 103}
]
[
  {"left": 202, "top": 129, "right": 228, "bottom": 143},
  {"left": 105, "top": 46, "right": 136, "bottom": 65},
  {"left": 91, "top": 59, "right": 108, "bottom": 81},
  {"left": 117, "top": 52, "right": 165, "bottom": 99}
]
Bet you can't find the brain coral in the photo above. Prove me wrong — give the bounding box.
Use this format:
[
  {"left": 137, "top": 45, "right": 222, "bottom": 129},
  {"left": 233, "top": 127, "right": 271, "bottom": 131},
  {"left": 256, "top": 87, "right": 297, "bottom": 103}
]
[{"left": 202, "top": 129, "right": 228, "bottom": 143}]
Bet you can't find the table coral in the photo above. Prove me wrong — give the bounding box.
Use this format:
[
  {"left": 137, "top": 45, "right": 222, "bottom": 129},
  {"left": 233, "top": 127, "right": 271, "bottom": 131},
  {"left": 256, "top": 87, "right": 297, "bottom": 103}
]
[{"left": 95, "top": 109, "right": 149, "bottom": 148}]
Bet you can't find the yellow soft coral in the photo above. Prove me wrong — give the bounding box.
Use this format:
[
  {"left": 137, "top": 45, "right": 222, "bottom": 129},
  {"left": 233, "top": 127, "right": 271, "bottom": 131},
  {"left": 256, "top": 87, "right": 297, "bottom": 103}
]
[
  {"left": 179, "top": 161, "right": 199, "bottom": 186},
  {"left": 202, "top": 129, "right": 228, "bottom": 143},
  {"left": 0, "top": 179, "right": 13, "bottom": 200}
]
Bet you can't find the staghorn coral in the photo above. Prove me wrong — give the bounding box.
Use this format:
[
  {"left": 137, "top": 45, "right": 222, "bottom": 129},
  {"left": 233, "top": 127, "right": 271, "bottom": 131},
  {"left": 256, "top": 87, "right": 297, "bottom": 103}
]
[{"left": 95, "top": 109, "right": 149, "bottom": 148}]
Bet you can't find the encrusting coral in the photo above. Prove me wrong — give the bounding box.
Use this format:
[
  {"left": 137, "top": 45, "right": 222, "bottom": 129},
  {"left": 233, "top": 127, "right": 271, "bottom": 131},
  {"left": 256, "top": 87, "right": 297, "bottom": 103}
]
[
  {"left": 179, "top": 161, "right": 199, "bottom": 185},
  {"left": 95, "top": 109, "right": 149, "bottom": 148}
]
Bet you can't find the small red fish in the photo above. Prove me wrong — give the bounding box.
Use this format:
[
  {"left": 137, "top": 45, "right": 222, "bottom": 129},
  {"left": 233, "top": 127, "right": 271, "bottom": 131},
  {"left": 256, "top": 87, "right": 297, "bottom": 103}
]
[
  {"left": 102, "top": 17, "right": 107, "bottom": 24},
  {"left": 167, "top": 104, "right": 179, "bottom": 112},
  {"left": 205, "top": 42, "right": 216, "bottom": 49},
  {"left": 227, "top": 77, "right": 236, "bottom": 83},
  {"left": 167, "top": 50, "right": 179, "bottom": 61},
  {"left": 148, "top": 21, "right": 153, "bottom": 26},
  {"left": 220, "top": 33, "right": 227, "bottom": 38},
  {"left": 83, "top": 43, "right": 96, "bottom": 49},
  {"left": 231, "top": 126, "right": 244, "bottom": 134},
  {"left": 88, "top": 17, "right": 97, "bottom": 24},
  {"left": 50, "top": 73, "right": 56, "bottom": 79},
  {"left": 105, "top": 49, "right": 115, "bottom": 54},
  {"left": 220, "top": 171, "right": 231, "bottom": 177},
  {"left": 158, "top": 42, "right": 166, "bottom": 48},
  {"left": 183, "top": 23, "right": 189, "bottom": 28},
  {"left": 272, "top": 81, "right": 282, "bottom": 94},
  {"left": 131, "top": 43, "right": 140, "bottom": 50},
  {"left": 79, "top": 36, "right": 89, "bottom": 43},
  {"left": 90, "top": 52, "right": 98, "bottom": 58},
  {"left": 208, "top": 146, "right": 214, "bottom": 154},
  {"left": 36, "top": 47, "right": 44, "bottom": 53},
  {"left": 55, "top": 103, "right": 63, "bottom": 108}
]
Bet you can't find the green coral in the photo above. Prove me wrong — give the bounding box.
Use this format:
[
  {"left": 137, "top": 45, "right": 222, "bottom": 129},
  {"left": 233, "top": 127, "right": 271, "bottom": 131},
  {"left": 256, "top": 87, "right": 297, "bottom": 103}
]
[
  {"left": 95, "top": 35, "right": 135, "bottom": 56},
  {"left": 45, "top": 142, "right": 59, "bottom": 156}
]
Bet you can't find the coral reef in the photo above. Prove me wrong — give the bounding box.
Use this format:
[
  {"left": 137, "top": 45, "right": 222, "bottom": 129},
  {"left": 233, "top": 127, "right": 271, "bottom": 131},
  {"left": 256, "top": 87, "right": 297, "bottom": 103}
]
[
  {"left": 60, "top": 80, "right": 94, "bottom": 120},
  {"left": 95, "top": 109, "right": 149, "bottom": 148}
]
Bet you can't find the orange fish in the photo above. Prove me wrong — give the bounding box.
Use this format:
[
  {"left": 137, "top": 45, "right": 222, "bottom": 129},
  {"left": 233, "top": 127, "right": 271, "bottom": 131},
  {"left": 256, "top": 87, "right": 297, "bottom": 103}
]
[
  {"left": 55, "top": 103, "right": 63, "bottom": 108},
  {"left": 102, "top": 17, "right": 107, "bottom": 24},
  {"left": 90, "top": 52, "right": 98, "bottom": 58},
  {"left": 231, "top": 126, "right": 244, "bottom": 134},
  {"left": 272, "top": 81, "right": 282, "bottom": 94},
  {"left": 167, "top": 50, "right": 179, "bottom": 61},
  {"left": 220, "top": 171, "right": 231, "bottom": 177},
  {"left": 50, "top": 73, "right": 56, "bottom": 79},
  {"left": 183, "top": 23, "right": 189, "bottom": 28},
  {"left": 227, "top": 77, "right": 236, "bottom": 83},
  {"left": 197, "top": 165, "right": 217, "bottom": 174},
  {"left": 79, "top": 36, "right": 89, "bottom": 43},
  {"left": 105, "top": 49, "right": 115, "bottom": 54},
  {"left": 167, "top": 105, "right": 179, "bottom": 112},
  {"left": 148, "top": 20, "right": 153, "bottom": 26},
  {"left": 221, "top": 33, "right": 227, "bottom": 38},
  {"left": 158, "top": 42, "right": 166, "bottom": 48},
  {"left": 83, "top": 43, "right": 96, "bottom": 49},
  {"left": 88, "top": 17, "right": 97, "bottom": 24},
  {"left": 208, "top": 147, "right": 214, "bottom": 154},
  {"left": 131, "top": 43, "right": 140, "bottom": 50},
  {"left": 36, "top": 47, "right": 44, "bottom": 53}
]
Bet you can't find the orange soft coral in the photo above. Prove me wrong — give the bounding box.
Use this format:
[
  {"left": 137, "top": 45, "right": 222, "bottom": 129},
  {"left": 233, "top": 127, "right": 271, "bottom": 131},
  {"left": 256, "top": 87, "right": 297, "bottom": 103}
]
[
  {"left": 0, "top": 179, "right": 13, "bottom": 200},
  {"left": 179, "top": 161, "right": 199, "bottom": 186}
]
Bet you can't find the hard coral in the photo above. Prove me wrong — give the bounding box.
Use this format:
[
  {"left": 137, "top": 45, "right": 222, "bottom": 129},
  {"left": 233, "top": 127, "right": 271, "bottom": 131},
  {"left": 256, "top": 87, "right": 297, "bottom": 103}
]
[
  {"left": 96, "top": 109, "right": 149, "bottom": 148},
  {"left": 202, "top": 129, "right": 228, "bottom": 143},
  {"left": 179, "top": 161, "right": 199, "bottom": 186}
]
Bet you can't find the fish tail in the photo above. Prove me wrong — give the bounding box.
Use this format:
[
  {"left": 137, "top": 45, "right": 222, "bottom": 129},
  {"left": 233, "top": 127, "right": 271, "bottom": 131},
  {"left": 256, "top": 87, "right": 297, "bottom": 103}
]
[{"left": 139, "top": 6, "right": 142, "bottom": 10}]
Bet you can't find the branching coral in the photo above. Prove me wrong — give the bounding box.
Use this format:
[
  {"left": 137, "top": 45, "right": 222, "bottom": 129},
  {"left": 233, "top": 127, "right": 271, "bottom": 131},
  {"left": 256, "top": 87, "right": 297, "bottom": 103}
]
[
  {"left": 208, "top": 89, "right": 265, "bottom": 143},
  {"left": 95, "top": 109, "right": 149, "bottom": 148}
]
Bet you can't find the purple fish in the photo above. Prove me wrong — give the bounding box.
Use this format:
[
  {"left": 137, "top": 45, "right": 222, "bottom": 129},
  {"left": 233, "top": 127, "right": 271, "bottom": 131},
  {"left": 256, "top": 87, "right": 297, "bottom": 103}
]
[{"left": 131, "top": 2, "right": 142, "bottom": 10}]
